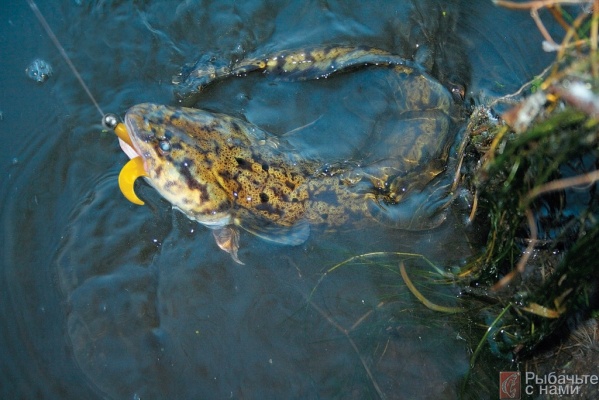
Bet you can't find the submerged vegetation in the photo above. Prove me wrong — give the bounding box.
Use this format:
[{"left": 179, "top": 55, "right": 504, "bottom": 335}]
[
  {"left": 313, "top": 0, "right": 599, "bottom": 396},
  {"left": 464, "top": 0, "right": 599, "bottom": 357}
]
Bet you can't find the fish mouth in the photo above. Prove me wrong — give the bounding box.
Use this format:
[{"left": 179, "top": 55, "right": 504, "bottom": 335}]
[
  {"left": 118, "top": 136, "right": 140, "bottom": 160},
  {"left": 110, "top": 107, "right": 155, "bottom": 206},
  {"left": 123, "top": 105, "right": 154, "bottom": 156}
]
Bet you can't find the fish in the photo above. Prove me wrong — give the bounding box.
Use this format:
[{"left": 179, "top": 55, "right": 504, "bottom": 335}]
[
  {"left": 26, "top": 0, "right": 465, "bottom": 264},
  {"left": 108, "top": 46, "right": 464, "bottom": 263}
]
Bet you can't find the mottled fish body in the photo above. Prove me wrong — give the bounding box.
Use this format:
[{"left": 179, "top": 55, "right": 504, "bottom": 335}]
[{"left": 121, "top": 46, "right": 465, "bottom": 261}]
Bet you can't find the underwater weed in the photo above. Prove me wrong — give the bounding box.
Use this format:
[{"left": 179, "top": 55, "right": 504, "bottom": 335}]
[{"left": 462, "top": 0, "right": 599, "bottom": 359}]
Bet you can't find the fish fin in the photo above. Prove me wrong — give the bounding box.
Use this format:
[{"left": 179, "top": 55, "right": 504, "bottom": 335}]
[
  {"left": 220, "top": 114, "right": 299, "bottom": 154},
  {"left": 367, "top": 186, "right": 451, "bottom": 231},
  {"left": 235, "top": 212, "right": 310, "bottom": 246},
  {"left": 212, "top": 226, "right": 244, "bottom": 265}
]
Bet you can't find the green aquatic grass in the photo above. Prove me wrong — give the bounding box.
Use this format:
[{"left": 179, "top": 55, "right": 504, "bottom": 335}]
[
  {"left": 311, "top": 251, "right": 463, "bottom": 312},
  {"left": 315, "top": 5, "right": 599, "bottom": 393},
  {"left": 304, "top": 5, "right": 599, "bottom": 395}
]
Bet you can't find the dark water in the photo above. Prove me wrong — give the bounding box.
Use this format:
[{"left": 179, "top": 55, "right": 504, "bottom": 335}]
[{"left": 1, "top": 1, "right": 556, "bottom": 399}]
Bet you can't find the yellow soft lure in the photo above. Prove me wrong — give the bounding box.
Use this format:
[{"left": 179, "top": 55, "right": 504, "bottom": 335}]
[
  {"left": 103, "top": 114, "right": 148, "bottom": 206},
  {"left": 118, "top": 156, "right": 147, "bottom": 205}
]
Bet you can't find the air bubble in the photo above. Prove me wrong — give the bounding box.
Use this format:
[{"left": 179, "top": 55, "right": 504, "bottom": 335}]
[{"left": 26, "top": 58, "right": 53, "bottom": 83}]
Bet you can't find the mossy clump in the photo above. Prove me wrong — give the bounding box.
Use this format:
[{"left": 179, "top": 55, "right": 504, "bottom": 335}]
[{"left": 462, "top": 2, "right": 599, "bottom": 357}]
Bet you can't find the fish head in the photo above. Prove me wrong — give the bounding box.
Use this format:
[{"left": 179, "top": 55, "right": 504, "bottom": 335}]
[{"left": 124, "top": 103, "right": 233, "bottom": 227}]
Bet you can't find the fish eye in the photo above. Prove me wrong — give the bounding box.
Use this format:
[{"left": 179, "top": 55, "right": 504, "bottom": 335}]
[
  {"left": 158, "top": 138, "right": 171, "bottom": 154},
  {"left": 448, "top": 82, "right": 465, "bottom": 102}
]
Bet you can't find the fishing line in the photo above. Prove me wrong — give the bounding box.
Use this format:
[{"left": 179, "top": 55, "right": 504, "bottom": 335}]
[{"left": 26, "top": 0, "right": 105, "bottom": 118}]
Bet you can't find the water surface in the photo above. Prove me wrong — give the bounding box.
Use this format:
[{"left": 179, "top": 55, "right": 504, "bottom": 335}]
[{"left": 0, "top": 1, "right": 556, "bottom": 398}]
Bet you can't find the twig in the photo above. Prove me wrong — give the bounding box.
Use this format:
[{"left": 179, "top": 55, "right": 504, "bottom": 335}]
[
  {"left": 468, "top": 190, "right": 479, "bottom": 223},
  {"left": 592, "top": 0, "right": 599, "bottom": 77},
  {"left": 307, "top": 299, "right": 386, "bottom": 399},
  {"left": 399, "top": 263, "right": 463, "bottom": 313},
  {"left": 494, "top": 0, "right": 593, "bottom": 47},
  {"left": 492, "top": 208, "right": 538, "bottom": 290},
  {"left": 494, "top": 0, "right": 590, "bottom": 9},
  {"left": 489, "top": 64, "right": 554, "bottom": 108},
  {"left": 525, "top": 169, "right": 599, "bottom": 203},
  {"left": 494, "top": 0, "right": 594, "bottom": 54}
]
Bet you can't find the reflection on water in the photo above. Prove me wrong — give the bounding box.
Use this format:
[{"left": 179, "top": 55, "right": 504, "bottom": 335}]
[{"left": 0, "top": 0, "right": 556, "bottom": 398}]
